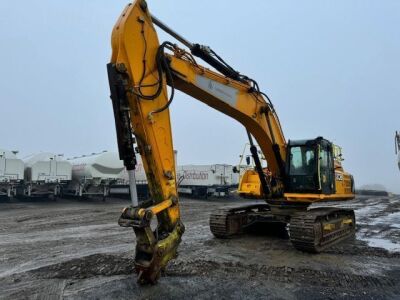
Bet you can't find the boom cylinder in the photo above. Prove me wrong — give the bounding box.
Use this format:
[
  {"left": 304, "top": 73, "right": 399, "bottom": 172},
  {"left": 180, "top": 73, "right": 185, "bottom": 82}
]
[
  {"left": 151, "top": 13, "right": 244, "bottom": 82},
  {"left": 247, "top": 131, "right": 271, "bottom": 197}
]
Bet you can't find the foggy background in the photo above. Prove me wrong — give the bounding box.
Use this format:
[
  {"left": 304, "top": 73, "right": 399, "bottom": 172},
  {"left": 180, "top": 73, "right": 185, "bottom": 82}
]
[{"left": 0, "top": 1, "right": 399, "bottom": 192}]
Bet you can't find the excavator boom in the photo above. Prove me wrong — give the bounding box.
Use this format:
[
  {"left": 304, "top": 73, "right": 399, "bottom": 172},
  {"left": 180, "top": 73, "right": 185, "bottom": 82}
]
[{"left": 108, "top": 1, "right": 285, "bottom": 282}]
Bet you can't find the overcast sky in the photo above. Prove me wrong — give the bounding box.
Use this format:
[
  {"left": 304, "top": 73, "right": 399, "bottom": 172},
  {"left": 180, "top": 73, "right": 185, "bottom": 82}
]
[{"left": 0, "top": 1, "right": 399, "bottom": 192}]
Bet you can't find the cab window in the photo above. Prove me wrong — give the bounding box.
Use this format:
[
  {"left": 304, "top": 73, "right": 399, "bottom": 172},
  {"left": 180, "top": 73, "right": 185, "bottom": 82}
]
[
  {"left": 289, "top": 146, "right": 315, "bottom": 175},
  {"left": 320, "top": 148, "right": 329, "bottom": 168}
]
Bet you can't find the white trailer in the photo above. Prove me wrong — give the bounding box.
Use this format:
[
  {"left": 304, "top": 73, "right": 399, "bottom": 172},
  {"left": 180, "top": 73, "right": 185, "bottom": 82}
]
[
  {"left": 66, "top": 151, "right": 123, "bottom": 198},
  {"left": 66, "top": 151, "right": 149, "bottom": 199},
  {"left": 22, "top": 152, "right": 72, "bottom": 197},
  {"left": 0, "top": 149, "right": 24, "bottom": 198},
  {"left": 109, "top": 155, "right": 149, "bottom": 199},
  {"left": 177, "top": 164, "right": 239, "bottom": 198}
]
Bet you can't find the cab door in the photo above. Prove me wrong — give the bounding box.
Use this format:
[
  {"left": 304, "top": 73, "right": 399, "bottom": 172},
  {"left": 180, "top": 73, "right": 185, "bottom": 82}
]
[
  {"left": 319, "top": 144, "right": 335, "bottom": 194},
  {"left": 286, "top": 145, "right": 318, "bottom": 193}
]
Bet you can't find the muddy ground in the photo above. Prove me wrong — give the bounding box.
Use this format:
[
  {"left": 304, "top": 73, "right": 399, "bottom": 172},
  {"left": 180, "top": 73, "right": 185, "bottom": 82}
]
[{"left": 0, "top": 195, "right": 399, "bottom": 299}]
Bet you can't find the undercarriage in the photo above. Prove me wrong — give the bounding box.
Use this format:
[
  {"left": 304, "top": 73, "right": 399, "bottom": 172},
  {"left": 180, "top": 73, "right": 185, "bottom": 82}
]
[{"left": 210, "top": 203, "right": 356, "bottom": 253}]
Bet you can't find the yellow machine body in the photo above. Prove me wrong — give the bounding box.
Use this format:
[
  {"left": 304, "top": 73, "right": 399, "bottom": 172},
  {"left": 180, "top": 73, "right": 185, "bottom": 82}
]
[{"left": 238, "top": 145, "right": 354, "bottom": 202}]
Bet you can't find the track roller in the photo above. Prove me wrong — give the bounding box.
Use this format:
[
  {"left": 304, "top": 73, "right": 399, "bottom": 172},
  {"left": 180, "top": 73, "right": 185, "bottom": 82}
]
[
  {"left": 209, "top": 203, "right": 272, "bottom": 238},
  {"left": 289, "top": 208, "right": 355, "bottom": 252}
]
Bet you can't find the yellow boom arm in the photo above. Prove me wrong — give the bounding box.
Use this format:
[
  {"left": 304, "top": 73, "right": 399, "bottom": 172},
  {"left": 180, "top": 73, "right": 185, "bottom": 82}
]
[{"left": 108, "top": 0, "right": 287, "bottom": 283}]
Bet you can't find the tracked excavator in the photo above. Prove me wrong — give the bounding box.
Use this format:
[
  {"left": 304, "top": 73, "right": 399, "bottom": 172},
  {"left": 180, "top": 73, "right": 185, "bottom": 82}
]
[{"left": 107, "top": 0, "right": 356, "bottom": 284}]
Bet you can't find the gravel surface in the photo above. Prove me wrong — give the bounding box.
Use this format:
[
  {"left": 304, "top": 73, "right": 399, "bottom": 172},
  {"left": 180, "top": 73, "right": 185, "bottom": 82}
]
[{"left": 0, "top": 195, "right": 399, "bottom": 299}]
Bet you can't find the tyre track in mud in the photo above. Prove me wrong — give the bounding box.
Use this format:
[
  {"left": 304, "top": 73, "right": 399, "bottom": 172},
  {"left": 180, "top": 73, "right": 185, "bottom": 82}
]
[{"left": 0, "top": 196, "right": 399, "bottom": 299}]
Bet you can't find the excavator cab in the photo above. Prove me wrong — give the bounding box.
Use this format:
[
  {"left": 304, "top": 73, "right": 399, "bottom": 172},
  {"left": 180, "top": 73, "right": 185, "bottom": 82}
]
[
  {"left": 238, "top": 137, "right": 337, "bottom": 198},
  {"left": 286, "top": 137, "right": 335, "bottom": 194}
]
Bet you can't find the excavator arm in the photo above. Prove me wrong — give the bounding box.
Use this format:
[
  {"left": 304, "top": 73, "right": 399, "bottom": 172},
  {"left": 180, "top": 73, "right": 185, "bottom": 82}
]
[{"left": 107, "top": 0, "right": 287, "bottom": 283}]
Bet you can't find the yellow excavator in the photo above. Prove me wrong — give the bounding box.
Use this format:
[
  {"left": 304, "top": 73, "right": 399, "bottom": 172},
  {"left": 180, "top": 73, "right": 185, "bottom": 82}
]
[{"left": 107, "top": 0, "right": 355, "bottom": 284}]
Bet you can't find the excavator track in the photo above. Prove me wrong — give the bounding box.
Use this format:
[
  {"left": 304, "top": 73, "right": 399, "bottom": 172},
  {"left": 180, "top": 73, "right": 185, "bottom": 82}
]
[
  {"left": 289, "top": 208, "right": 355, "bottom": 253},
  {"left": 210, "top": 203, "right": 271, "bottom": 238}
]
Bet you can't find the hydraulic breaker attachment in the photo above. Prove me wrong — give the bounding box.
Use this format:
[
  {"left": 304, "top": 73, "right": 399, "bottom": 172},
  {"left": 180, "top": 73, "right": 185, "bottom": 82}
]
[{"left": 118, "top": 200, "right": 185, "bottom": 284}]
